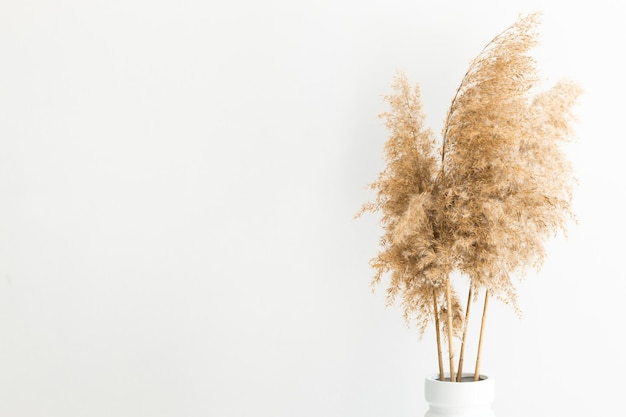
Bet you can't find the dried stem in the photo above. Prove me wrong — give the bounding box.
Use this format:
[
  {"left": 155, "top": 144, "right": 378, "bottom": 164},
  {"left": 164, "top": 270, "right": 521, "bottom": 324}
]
[
  {"left": 445, "top": 275, "right": 456, "bottom": 382},
  {"left": 474, "top": 290, "right": 490, "bottom": 381},
  {"left": 456, "top": 286, "right": 473, "bottom": 381},
  {"left": 433, "top": 289, "right": 444, "bottom": 381}
]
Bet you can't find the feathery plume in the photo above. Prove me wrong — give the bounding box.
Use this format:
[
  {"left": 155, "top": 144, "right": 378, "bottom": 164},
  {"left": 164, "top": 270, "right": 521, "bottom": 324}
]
[{"left": 359, "top": 13, "right": 580, "bottom": 380}]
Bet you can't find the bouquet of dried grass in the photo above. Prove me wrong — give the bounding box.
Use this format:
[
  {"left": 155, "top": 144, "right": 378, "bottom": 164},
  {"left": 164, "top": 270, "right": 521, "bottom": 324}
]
[{"left": 358, "top": 13, "right": 581, "bottom": 382}]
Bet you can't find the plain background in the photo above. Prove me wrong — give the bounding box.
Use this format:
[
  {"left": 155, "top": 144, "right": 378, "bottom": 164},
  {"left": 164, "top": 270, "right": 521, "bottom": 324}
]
[{"left": 1, "top": 0, "right": 624, "bottom": 416}]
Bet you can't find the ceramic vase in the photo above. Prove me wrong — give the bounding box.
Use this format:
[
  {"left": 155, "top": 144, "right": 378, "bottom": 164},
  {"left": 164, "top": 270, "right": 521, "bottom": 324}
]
[{"left": 424, "top": 373, "right": 495, "bottom": 417}]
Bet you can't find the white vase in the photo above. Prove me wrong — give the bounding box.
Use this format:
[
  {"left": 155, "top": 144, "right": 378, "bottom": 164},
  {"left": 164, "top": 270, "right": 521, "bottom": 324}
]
[{"left": 424, "top": 373, "right": 495, "bottom": 417}]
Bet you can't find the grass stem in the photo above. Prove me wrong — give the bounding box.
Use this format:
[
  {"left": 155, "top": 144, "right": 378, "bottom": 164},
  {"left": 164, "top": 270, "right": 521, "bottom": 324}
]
[
  {"left": 433, "top": 289, "right": 444, "bottom": 381},
  {"left": 456, "top": 286, "right": 473, "bottom": 381},
  {"left": 474, "top": 290, "right": 490, "bottom": 381},
  {"left": 445, "top": 275, "right": 456, "bottom": 382}
]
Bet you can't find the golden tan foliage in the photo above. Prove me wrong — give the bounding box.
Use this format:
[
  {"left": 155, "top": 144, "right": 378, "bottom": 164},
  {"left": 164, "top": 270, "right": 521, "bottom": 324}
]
[
  {"left": 441, "top": 13, "right": 582, "bottom": 306},
  {"left": 358, "top": 73, "right": 462, "bottom": 335},
  {"left": 360, "top": 13, "right": 581, "bottom": 367}
]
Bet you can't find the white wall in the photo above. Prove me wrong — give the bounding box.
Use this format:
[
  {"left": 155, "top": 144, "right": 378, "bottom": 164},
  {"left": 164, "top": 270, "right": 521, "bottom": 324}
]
[{"left": 1, "top": 1, "right": 623, "bottom": 416}]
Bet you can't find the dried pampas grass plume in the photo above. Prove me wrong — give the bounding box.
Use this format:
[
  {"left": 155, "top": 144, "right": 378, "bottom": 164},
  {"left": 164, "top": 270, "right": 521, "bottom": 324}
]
[{"left": 359, "top": 13, "right": 581, "bottom": 382}]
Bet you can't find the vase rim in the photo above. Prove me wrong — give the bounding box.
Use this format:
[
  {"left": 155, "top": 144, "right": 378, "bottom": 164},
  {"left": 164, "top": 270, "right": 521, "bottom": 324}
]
[{"left": 427, "top": 373, "right": 491, "bottom": 383}]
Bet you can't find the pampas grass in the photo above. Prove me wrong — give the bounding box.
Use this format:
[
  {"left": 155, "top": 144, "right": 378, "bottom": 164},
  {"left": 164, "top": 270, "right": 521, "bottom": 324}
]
[{"left": 358, "top": 13, "right": 581, "bottom": 381}]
